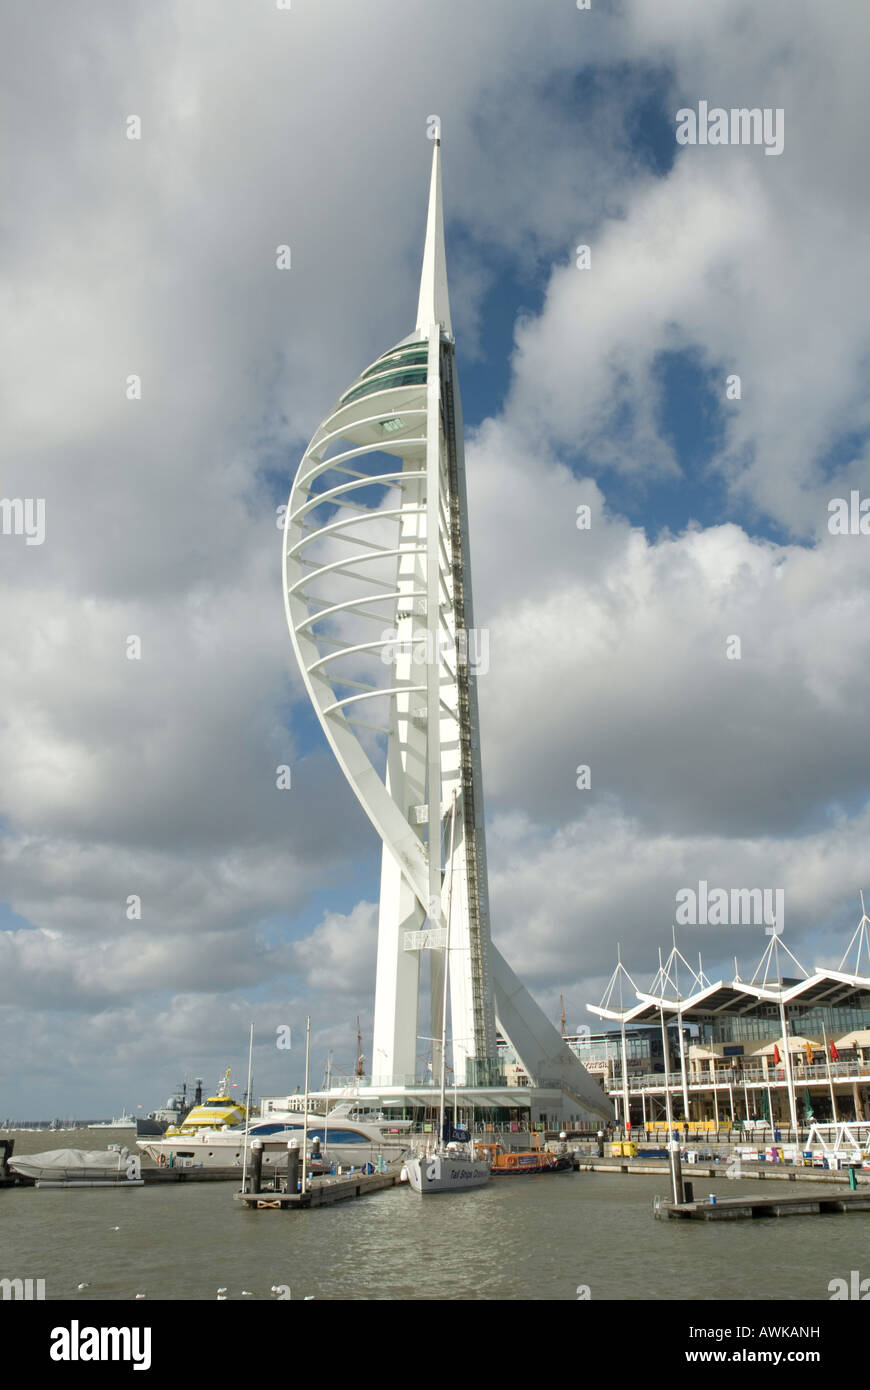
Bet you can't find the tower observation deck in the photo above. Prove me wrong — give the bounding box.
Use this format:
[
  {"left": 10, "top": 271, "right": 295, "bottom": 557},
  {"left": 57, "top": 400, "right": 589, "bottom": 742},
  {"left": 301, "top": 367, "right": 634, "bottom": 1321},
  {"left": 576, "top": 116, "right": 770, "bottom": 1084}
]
[{"left": 282, "top": 141, "right": 611, "bottom": 1126}]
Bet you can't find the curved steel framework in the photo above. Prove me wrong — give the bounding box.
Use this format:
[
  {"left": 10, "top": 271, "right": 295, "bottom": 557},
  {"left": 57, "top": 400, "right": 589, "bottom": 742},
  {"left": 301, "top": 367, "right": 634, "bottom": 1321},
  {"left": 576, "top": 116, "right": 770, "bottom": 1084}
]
[{"left": 282, "top": 143, "right": 611, "bottom": 1118}]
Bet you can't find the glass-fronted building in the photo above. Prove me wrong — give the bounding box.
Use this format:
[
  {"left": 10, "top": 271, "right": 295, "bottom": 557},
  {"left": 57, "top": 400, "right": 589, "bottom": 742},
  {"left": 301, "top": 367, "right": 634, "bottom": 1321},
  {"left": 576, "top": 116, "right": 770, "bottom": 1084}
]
[{"left": 589, "top": 973, "right": 870, "bottom": 1131}]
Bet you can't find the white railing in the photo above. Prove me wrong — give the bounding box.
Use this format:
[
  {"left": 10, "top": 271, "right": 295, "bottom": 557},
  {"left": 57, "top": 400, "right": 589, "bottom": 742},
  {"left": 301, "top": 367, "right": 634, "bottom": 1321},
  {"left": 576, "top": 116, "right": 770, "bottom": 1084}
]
[{"left": 607, "top": 1058, "right": 870, "bottom": 1093}]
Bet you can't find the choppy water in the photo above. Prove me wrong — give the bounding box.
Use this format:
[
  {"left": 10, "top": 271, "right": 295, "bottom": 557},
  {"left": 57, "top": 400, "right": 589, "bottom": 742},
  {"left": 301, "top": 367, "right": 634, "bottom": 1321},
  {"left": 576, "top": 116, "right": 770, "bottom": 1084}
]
[{"left": 2, "top": 1129, "right": 867, "bottom": 1300}]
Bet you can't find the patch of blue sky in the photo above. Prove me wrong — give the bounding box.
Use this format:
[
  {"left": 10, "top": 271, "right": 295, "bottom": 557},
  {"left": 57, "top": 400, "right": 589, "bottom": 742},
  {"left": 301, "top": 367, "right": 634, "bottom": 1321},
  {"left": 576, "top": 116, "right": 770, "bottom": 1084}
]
[
  {"left": 546, "top": 60, "right": 678, "bottom": 181},
  {"left": 622, "top": 66, "right": 679, "bottom": 179},
  {"left": 813, "top": 426, "right": 870, "bottom": 485},
  {"left": 458, "top": 261, "right": 546, "bottom": 428},
  {"left": 274, "top": 693, "right": 321, "bottom": 753},
  {"left": 259, "top": 867, "right": 380, "bottom": 949},
  {"left": 556, "top": 347, "right": 798, "bottom": 547},
  {"left": 816, "top": 789, "right": 870, "bottom": 832},
  {"left": 0, "top": 902, "right": 35, "bottom": 932}
]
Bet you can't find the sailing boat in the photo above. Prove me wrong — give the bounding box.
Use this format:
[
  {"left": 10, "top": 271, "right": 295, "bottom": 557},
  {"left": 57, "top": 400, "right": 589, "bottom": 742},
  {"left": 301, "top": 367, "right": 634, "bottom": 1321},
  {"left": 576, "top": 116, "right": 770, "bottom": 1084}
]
[{"left": 406, "top": 793, "right": 491, "bottom": 1194}]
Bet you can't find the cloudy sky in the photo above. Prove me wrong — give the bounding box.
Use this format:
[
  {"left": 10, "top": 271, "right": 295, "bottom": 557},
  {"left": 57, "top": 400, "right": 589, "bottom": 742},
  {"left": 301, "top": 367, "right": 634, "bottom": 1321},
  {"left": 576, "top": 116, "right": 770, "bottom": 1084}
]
[{"left": 2, "top": 0, "right": 869, "bottom": 1117}]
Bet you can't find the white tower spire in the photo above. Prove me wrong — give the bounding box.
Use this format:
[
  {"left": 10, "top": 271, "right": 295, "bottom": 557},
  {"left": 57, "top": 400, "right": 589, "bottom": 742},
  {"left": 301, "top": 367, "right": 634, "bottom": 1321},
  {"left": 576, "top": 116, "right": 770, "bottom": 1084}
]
[
  {"left": 282, "top": 142, "right": 610, "bottom": 1121},
  {"left": 415, "top": 140, "right": 452, "bottom": 337}
]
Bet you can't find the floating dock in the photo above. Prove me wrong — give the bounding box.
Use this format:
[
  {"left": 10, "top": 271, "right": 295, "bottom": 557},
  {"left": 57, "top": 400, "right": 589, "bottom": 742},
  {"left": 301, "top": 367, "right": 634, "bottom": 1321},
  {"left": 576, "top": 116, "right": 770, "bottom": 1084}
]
[
  {"left": 235, "top": 1168, "right": 402, "bottom": 1210},
  {"left": 575, "top": 1158, "right": 870, "bottom": 1184},
  {"left": 657, "top": 1189, "right": 870, "bottom": 1221}
]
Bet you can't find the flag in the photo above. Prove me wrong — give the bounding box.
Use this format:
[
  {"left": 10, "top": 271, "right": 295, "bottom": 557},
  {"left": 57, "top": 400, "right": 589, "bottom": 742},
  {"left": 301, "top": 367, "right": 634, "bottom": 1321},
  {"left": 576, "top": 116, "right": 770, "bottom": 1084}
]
[
  {"left": 772, "top": 1044, "right": 781, "bottom": 1064},
  {"left": 442, "top": 1122, "right": 469, "bottom": 1144},
  {"left": 830, "top": 1039, "right": 840, "bottom": 1062}
]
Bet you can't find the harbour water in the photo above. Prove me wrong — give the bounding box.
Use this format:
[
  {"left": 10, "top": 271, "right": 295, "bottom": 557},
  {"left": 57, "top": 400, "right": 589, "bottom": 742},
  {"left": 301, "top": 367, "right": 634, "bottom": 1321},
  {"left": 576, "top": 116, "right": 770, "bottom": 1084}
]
[{"left": 2, "top": 1130, "right": 867, "bottom": 1300}]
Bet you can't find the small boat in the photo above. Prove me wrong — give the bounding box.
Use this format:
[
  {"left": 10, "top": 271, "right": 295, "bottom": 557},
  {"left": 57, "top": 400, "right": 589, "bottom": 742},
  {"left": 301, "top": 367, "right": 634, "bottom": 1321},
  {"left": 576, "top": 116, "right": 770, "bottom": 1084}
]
[
  {"left": 477, "top": 1139, "right": 573, "bottom": 1175},
  {"left": 9, "top": 1147, "right": 143, "bottom": 1187}
]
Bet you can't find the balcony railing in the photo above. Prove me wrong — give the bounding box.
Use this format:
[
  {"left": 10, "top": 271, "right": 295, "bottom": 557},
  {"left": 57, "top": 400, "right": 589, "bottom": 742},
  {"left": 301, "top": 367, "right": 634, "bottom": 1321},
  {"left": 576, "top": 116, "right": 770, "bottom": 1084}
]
[
  {"left": 605, "top": 1058, "right": 870, "bottom": 1094},
  {"left": 324, "top": 1073, "right": 565, "bottom": 1092}
]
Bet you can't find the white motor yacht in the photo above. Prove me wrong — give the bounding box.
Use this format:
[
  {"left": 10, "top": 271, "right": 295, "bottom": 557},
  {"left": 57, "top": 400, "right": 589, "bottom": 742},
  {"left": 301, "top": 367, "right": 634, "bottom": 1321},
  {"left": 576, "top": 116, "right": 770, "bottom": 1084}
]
[{"left": 137, "top": 1098, "right": 412, "bottom": 1172}]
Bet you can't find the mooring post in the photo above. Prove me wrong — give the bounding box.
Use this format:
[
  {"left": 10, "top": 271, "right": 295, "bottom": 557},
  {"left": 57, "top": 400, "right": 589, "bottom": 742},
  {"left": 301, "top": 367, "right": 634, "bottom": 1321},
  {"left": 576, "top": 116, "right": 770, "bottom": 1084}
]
[
  {"left": 287, "top": 1140, "right": 300, "bottom": 1194},
  {"left": 249, "top": 1139, "right": 263, "bottom": 1194},
  {"left": 669, "top": 1140, "right": 684, "bottom": 1205}
]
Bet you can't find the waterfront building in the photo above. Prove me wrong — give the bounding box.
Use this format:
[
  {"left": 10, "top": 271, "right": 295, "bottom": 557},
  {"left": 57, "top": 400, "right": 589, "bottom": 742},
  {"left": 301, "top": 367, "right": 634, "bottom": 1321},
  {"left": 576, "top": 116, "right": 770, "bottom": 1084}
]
[
  {"left": 589, "top": 915, "right": 870, "bottom": 1133},
  {"left": 282, "top": 141, "right": 611, "bottom": 1132}
]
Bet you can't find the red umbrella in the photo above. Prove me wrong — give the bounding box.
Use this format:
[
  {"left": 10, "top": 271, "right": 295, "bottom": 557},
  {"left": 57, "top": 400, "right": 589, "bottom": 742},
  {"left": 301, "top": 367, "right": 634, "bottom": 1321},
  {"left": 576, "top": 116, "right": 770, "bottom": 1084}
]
[
  {"left": 772, "top": 1044, "right": 781, "bottom": 1064},
  {"left": 829, "top": 1039, "right": 840, "bottom": 1062}
]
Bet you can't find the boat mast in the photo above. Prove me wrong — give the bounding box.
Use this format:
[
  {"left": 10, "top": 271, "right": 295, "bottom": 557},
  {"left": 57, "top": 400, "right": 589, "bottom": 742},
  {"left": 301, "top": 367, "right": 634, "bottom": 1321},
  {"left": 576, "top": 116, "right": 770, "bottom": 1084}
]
[
  {"left": 438, "top": 792, "right": 459, "bottom": 1145},
  {"left": 241, "top": 1021, "right": 254, "bottom": 1193},
  {"left": 301, "top": 1015, "right": 311, "bottom": 1193}
]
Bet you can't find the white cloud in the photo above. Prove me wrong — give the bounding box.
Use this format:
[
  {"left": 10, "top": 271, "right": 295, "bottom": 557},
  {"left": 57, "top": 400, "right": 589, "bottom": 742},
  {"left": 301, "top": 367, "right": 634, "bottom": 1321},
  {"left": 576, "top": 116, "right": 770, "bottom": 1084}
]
[
  {"left": 505, "top": 0, "right": 870, "bottom": 536},
  {"left": 293, "top": 901, "right": 378, "bottom": 996},
  {"left": 488, "top": 804, "right": 870, "bottom": 997}
]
